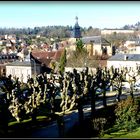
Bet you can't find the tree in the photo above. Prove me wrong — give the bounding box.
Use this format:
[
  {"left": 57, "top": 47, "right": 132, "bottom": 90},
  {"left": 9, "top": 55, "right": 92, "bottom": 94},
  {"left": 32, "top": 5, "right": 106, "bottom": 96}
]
[
  {"left": 90, "top": 71, "right": 100, "bottom": 118},
  {"left": 111, "top": 67, "right": 127, "bottom": 102},
  {"left": 115, "top": 96, "right": 140, "bottom": 131},
  {"left": 76, "top": 39, "right": 85, "bottom": 53},
  {"left": 59, "top": 49, "right": 67, "bottom": 74},
  {"left": 50, "top": 60, "right": 56, "bottom": 73},
  {"left": 66, "top": 39, "right": 92, "bottom": 67},
  {"left": 96, "top": 67, "right": 112, "bottom": 108},
  {"left": 126, "top": 67, "right": 140, "bottom": 99}
]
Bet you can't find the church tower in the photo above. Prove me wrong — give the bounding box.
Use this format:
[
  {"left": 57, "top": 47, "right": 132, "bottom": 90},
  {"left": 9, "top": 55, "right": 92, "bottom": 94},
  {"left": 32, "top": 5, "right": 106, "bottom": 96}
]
[{"left": 72, "top": 16, "right": 81, "bottom": 39}]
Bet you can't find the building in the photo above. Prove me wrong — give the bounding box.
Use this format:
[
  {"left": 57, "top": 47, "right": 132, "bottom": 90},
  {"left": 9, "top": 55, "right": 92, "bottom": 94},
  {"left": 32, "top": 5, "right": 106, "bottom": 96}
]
[
  {"left": 67, "top": 17, "right": 113, "bottom": 57},
  {"left": 6, "top": 53, "right": 41, "bottom": 83},
  {"left": 71, "top": 16, "right": 81, "bottom": 39},
  {"left": 82, "top": 36, "right": 113, "bottom": 56},
  {"left": 0, "top": 53, "right": 19, "bottom": 64},
  {"left": 6, "top": 61, "right": 32, "bottom": 83},
  {"left": 101, "top": 29, "right": 134, "bottom": 35},
  {"left": 107, "top": 53, "right": 140, "bottom": 70},
  {"left": 31, "top": 48, "right": 64, "bottom": 73}
]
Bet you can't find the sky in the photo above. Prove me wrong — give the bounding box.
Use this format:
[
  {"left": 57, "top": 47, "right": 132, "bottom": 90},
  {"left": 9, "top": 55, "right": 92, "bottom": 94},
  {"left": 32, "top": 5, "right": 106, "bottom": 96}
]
[{"left": 0, "top": 1, "right": 140, "bottom": 29}]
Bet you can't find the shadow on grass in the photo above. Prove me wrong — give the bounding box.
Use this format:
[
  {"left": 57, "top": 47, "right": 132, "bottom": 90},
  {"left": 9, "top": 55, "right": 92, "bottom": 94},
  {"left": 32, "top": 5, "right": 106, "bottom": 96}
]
[{"left": 5, "top": 116, "right": 52, "bottom": 138}]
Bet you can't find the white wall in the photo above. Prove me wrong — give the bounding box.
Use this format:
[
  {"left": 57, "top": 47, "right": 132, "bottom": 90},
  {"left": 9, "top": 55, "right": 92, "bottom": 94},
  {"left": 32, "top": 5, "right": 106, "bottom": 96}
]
[
  {"left": 93, "top": 44, "right": 101, "bottom": 55},
  {"left": 65, "top": 67, "right": 96, "bottom": 74},
  {"left": 101, "top": 29, "right": 134, "bottom": 35},
  {"left": 6, "top": 66, "right": 32, "bottom": 83},
  {"left": 124, "top": 41, "right": 135, "bottom": 47},
  {"left": 129, "top": 46, "right": 140, "bottom": 54},
  {"left": 107, "top": 60, "right": 140, "bottom": 70}
]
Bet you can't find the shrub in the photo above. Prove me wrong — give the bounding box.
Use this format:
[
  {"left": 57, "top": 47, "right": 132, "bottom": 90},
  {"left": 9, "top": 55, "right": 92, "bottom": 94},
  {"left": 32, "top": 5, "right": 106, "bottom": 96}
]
[
  {"left": 92, "top": 117, "right": 107, "bottom": 137},
  {"left": 114, "top": 96, "right": 140, "bottom": 132}
]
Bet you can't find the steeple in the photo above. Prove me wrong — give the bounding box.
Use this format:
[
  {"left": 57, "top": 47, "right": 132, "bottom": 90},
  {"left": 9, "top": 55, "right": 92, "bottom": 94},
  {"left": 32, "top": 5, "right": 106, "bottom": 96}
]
[
  {"left": 75, "top": 16, "right": 78, "bottom": 25},
  {"left": 72, "top": 16, "right": 81, "bottom": 39}
]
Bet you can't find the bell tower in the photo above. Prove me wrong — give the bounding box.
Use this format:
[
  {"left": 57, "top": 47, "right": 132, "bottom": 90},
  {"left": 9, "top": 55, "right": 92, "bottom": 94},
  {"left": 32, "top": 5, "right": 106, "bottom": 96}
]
[{"left": 73, "top": 16, "right": 81, "bottom": 39}]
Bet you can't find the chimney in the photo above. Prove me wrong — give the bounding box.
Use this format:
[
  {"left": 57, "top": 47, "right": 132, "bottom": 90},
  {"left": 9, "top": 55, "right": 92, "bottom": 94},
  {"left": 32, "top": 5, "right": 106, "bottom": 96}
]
[{"left": 124, "top": 55, "right": 128, "bottom": 60}]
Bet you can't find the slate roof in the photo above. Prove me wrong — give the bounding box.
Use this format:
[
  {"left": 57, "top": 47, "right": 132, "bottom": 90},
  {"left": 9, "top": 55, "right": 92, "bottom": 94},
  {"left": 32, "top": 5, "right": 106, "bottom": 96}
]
[
  {"left": 6, "top": 61, "right": 31, "bottom": 66},
  {"left": 82, "top": 36, "right": 110, "bottom": 45},
  {"left": 108, "top": 54, "right": 140, "bottom": 61}
]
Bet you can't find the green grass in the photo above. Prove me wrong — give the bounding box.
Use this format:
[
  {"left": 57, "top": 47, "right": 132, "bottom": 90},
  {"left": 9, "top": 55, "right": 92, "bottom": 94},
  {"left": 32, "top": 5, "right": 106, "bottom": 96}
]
[
  {"left": 103, "top": 126, "right": 140, "bottom": 138},
  {"left": 8, "top": 118, "right": 32, "bottom": 126},
  {"left": 8, "top": 115, "right": 50, "bottom": 126}
]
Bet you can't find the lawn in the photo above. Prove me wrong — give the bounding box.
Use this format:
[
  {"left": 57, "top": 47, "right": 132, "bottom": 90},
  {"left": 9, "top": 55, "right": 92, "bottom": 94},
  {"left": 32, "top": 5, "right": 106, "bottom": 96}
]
[{"left": 103, "top": 126, "right": 140, "bottom": 138}]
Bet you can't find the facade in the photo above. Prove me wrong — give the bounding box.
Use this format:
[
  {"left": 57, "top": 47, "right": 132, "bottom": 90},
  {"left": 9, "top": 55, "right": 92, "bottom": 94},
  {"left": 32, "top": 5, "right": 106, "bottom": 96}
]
[
  {"left": 6, "top": 61, "right": 32, "bottom": 83},
  {"left": 67, "top": 36, "right": 113, "bottom": 57},
  {"left": 6, "top": 61, "right": 42, "bottom": 83},
  {"left": 6, "top": 53, "right": 42, "bottom": 83}
]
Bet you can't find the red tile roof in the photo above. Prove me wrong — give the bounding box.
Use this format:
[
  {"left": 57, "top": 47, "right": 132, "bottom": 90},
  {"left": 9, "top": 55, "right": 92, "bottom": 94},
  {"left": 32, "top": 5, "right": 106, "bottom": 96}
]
[
  {"left": 53, "top": 48, "right": 64, "bottom": 61},
  {"left": 31, "top": 49, "right": 64, "bottom": 67},
  {"left": 31, "top": 50, "right": 56, "bottom": 59}
]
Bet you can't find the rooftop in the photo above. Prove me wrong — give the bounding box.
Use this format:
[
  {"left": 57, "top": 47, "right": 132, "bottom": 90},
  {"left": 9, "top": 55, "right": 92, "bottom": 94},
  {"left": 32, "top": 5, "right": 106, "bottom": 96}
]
[
  {"left": 108, "top": 54, "right": 140, "bottom": 61},
  {"left": 6, "top": 61, "right": 31, "bottom": 66},
  {"left": 82, "top": 36, "right": 110, "bottom": 44}
]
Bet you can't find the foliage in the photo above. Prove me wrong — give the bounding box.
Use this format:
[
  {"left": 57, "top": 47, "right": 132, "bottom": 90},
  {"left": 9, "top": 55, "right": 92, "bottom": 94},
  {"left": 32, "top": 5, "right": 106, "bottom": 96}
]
[
  {"left": 50, "top": 61, "right": 56, "bottom": 73},
  {"left": 59, "top": 49, "right": 67, "bottom": 74},
  {"left": 102, "top": 33, "right": 128, "bottom": 47},
  {"left": 92, "top": 117, "right": 107, "bottom": 137},
  {"left": 114, "top": 96, "right": 140, "bottom": 132},
  {"left": 76, "top": 39, "right": 85, "bottom": 52},
  {"left": 0, "top": 26, "right": 100, "bottom": 39},
  {"left": 66, "top": 39, "right": 94, "bottom": 67},
  {"left": 2, "top": 66, "right": 140, "bottom": 137}
]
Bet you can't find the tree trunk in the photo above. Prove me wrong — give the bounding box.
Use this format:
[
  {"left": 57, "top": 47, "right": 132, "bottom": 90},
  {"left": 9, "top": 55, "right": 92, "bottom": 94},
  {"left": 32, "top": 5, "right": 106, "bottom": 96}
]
[
  {"left": 2, "top": 103, "right": 9, "bottom": 135},
  {"left": 117, "top": 87, "right": 122, "bottom": 102},
  {"left": 130, "top": 86, "right": 134, "bottom": 99},
  {"left": 57, "top": 115, "right": 65, "bottom": 138},
  {"left": 117, "top": 88, "right": 122, "bottom": 102},
  {"left": 31, "top": 109, "right": 37, "bottom": 122},
  {"left": 0, "top": 97, "right": 9, "bottom": 136},
  {"left": 91, "top": 90, "right": 96, "bottom": 118},
  {"left": 77, "top": 97, "right": 84, "bottom": 124},
  {"left": 103, "top": 90, "right": 107, "bottom": 108}
]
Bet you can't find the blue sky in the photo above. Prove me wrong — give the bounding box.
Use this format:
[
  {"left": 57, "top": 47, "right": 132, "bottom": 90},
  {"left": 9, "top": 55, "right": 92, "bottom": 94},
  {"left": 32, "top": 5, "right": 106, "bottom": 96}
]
[{"left": 0, "top": 1, "right": 140, "bottom": 29}]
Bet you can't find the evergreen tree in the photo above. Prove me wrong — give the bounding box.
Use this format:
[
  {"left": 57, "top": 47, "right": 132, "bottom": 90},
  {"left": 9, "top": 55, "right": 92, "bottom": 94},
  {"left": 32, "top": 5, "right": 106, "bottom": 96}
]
[
  {"left": 76, "top": 39, "right": 84, "bottom": 53},
  {"left": 59, "top": 49, "right": 67, "bottom": 74}
]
